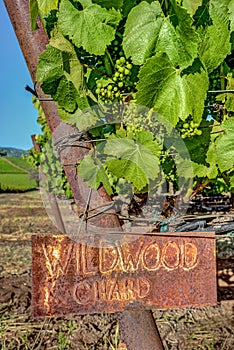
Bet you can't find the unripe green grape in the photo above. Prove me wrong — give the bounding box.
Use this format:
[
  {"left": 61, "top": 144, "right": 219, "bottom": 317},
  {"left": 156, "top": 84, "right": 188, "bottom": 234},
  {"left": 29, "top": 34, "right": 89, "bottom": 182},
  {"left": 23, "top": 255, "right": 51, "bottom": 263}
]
[
  {"left": 118, "top": 66, "right": 124, "bottom": 73},
  {"left": 115, "top": 71, "right": 120, "bottom": 77},
  {"left": 97, "top": 82, "right": 102, "bottom": 89},
  {"left": 113, "top": 40, "right": 119, "bottom": 46},
  {"left": 116, "top": 59, "right": 121, "bottom": 65},
  {"left": 183, "top": 123, "right": 189, "bottom": 128},
  {"left": 124, "top": 68, "right": 130, "bottom": 75},
  {"left": 196, "top": 129, "right": 202, "bottom": 136},
  {"left": 113, "top": 77, "right": 117, "bottom": 82},
  {"left": 119, "top": 73, "right": 124, "bottom": 80},
  {"left": 118, "top": 82, "right": 123, "bottom": 88},
  {"left": 96, "top": 88, "right": 100, "bottom": 94},
  {"left": 107, "top": 85, "right": 113, "bottom": 91},
  {"left": 113, "top": 86, "right": 118, "bottom": 91},
  {"left": 120, "top": 57, "right": 126, "bottom": 64}
]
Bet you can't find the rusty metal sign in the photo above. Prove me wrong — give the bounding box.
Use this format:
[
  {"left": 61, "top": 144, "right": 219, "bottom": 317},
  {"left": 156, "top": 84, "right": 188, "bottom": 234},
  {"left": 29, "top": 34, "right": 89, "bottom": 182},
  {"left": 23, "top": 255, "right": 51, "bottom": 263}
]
[{"left": 32, "top": 233, "right": 217, "bottom": 317}]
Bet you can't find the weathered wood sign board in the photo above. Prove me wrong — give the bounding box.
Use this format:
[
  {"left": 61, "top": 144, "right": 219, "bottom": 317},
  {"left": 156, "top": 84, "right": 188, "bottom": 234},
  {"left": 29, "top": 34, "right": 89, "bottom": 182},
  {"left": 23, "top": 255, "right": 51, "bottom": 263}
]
[{"left": 32, "top": 233, "right": 217, "bottom": 317}]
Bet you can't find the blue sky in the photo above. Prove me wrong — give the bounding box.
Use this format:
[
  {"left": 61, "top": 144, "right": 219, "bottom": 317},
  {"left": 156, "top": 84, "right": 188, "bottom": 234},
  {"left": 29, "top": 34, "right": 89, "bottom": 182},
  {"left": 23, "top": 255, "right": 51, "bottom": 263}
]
[{"left": 0, "top": 2, "right": 41, "bottom": 150}]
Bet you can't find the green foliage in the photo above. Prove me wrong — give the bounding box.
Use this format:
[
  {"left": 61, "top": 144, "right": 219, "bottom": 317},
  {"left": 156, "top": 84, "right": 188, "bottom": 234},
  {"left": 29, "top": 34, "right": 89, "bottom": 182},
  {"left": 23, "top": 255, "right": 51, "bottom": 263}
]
[
  {"left": 58, "top": 0, "right": 121, "bottom": 55},
  {"left": 0, "top": 158, "right": 26, "bottom": 174},
  {"left": 78, "top": 154, "right": 113, "bottom": 195},
  {"left": 104, "top": 132, "right": 160, "bottom": 191},
  {"left": 198, "top": 0, "right": 231, "bottom": 73},
  {"left": 215, "top": 117, "right": 234, "bottom": 172},
  {"left": 123, "top": 0, "right": 199, "bottom": 68},
  {"left": 0, "top": 174, "right": 37, "bottom": 192},
  {"left": 182, "top": 0, "right": 202, "bottom": 16},
  {"left": 136, "top": 53, "right": 208, "bottom": 125},
  {"left": 31, "top": 0, "right": 234, "bottom": 199},
  {"left": 26, "top": 98, "right": 73, "bottom": 198}
]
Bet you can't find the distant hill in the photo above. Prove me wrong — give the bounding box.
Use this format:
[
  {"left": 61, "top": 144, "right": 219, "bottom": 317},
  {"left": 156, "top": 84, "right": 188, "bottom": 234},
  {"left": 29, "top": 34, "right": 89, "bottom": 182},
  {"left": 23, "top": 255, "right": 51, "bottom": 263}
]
[{"left": 0, "top": 147, "right": 28, "bottom": 158}]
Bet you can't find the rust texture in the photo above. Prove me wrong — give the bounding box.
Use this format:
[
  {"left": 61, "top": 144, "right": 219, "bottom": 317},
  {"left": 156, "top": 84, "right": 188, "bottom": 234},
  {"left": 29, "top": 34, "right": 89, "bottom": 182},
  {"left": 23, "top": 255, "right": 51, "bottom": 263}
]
[
  {"left": 32, "top": 232, "right": 217, "bottom": 317},
  {"left": 4, "top": 1, "right": 165, "bottom": 349}
]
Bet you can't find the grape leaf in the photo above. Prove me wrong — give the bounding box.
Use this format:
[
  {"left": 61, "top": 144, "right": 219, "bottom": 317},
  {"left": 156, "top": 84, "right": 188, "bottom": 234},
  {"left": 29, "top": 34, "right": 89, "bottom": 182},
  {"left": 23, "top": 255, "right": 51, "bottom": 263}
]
[
  {"left": 182, "top": 0, "right": 202, "bottom": 15},
  {"left": 191, "top": 142, "right": 218, "bottom": 179},
  {"left": 216, "top": 74, "right": 234, "bottom": 112},
  {"left": 36, "top": 45, "right": 64, "bottom": 83},
  {"left": 104, "top": 137, "right": 160, "bottom": 186},
  {"left": 123, "top": 0, "right": 199, "bottom": 68},
  {"left": 199, "top": 0, "right": 231, "bottom": 73},
  {"left": 78, "top": 154, "right": 113, "bottom": 195},
  {"left": 106, "top": 157, "right": 147, "bottom": 191},
  {"left": 193, "top": 0, "right": 211, "bottom": 28},
  {"left": 37, "top": 29, "right": 90, "bottom": 113},
  {"left": 49, "top": 29, "right": 90, "bottom": 100},
  {"left": 58, "top": 0, "right": 121, "bottom": 55},
  {"left": 184, "top": 120, "right": 211, "bottom": 164},
  {"left": 37, "top": 0, "right": 59, "bottom": 15},
  {"left": 135, "top": 130, "right": 162, "bottom": 156},
  {"left": 205, "top": 143, "right": 218, "bottom": 178},
  {"left": 54, "top": 76, "right": 78, "bottom": 112},
  {"left": 216, "top": 117, "right": 234, "bottom": 172},
  {"left": 58, "top": 108, "right": 98, "bottom": 130},
  {"left": 136, "top": 53, "right": 208, "bottom": 126},
  {"left": 92, "top": 0, "right": 123, "bottom": 10},
  {"left": 174, "top": 156, "right": 194, "bottom": 179}
]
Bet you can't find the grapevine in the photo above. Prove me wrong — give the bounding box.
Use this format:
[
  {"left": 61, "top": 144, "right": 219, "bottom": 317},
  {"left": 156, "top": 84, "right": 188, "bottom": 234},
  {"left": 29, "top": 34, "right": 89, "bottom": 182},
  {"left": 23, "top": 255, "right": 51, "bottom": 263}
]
[
  {"left": 29, "top": 0, "right": 234, "bottom": 204},
  {"left": 26, "top": 97, "right": 73, "bottom": 198}
]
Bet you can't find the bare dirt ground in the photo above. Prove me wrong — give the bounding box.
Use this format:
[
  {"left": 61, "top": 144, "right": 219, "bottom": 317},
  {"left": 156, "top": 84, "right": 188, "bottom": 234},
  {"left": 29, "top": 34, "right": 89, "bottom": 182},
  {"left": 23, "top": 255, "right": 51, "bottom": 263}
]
[{"left": 0, "top": 191, "right": 233, "bottom": 349}]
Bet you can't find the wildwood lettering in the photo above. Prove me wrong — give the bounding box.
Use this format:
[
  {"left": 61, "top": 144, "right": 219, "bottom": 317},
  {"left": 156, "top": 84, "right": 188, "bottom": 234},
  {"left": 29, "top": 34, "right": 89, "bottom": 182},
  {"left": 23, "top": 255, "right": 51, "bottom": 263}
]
[{"left": 32, "top": 233, "right": 217, "bottom": 317}]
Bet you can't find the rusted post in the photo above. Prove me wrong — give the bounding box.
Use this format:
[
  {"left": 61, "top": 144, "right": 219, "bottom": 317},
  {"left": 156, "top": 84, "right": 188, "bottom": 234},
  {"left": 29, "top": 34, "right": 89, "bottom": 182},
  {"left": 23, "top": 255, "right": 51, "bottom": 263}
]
[
  {"left": 4, "top": 1, "right": 164, "bottom": 349},
  {"left": 118, "top": 310, "right": 164, "bottom": 350}
]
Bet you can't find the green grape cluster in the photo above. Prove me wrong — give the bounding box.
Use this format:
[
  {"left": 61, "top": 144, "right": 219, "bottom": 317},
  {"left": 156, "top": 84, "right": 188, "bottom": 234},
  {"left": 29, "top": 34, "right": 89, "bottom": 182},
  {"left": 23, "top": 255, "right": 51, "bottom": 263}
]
[
  {"left": 39, "top": 139, "right": 72, "bottom": 198},
  {"left": 25, "top": 97, "right": 73, "bottom": 199},
  {"left": 95, "top": 57, "right": 134, "bottom": 103},
  {"left": 122, "top": 106, "right": 166, "bottom": 136},
  {"left": 180, "top": 120, "right": 202, "bottom": 139},
  {"left": 32, "top": 96, "right": 51, "bottom": 147},
  {"left": 111, "top": 36, "right": 124, "bottom": 61},
  {"left": 122, "top": 106, "right": 145, "bottom": 133}
]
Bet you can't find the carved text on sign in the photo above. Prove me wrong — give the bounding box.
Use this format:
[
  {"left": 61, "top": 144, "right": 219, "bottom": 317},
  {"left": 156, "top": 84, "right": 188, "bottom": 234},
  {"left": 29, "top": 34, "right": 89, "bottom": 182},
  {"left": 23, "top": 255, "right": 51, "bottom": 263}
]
[{"left": 32, "top": 233, "right": 217, "bottom": 317}]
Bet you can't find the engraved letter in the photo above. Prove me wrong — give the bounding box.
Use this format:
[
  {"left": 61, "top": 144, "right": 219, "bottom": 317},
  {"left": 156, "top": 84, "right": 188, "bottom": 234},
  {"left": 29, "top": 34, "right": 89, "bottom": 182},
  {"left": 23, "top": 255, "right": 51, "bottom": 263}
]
[
  {"left": 99, "top": 243, "right": 119, "bottom": 274},
  {"left": 137, "top": 277, "right": 151, "bottom": 298},
  {"left": 162, "top": 241, "right": 180, "bottom": 270},
  {"left": 81, "top": 244, "right": 98, "bottom": 276},
  {"left": 73, "top": 281, "right": 94, "bottom": 305},
  {"left": 183, "top": 242, "right": 198, "bottom": 269},
  {"left": 117, "top": 241, "right": 144, "bottom": 272},
  {"left": 142, "top": 243, "right": 161, "bottom": 271}
]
